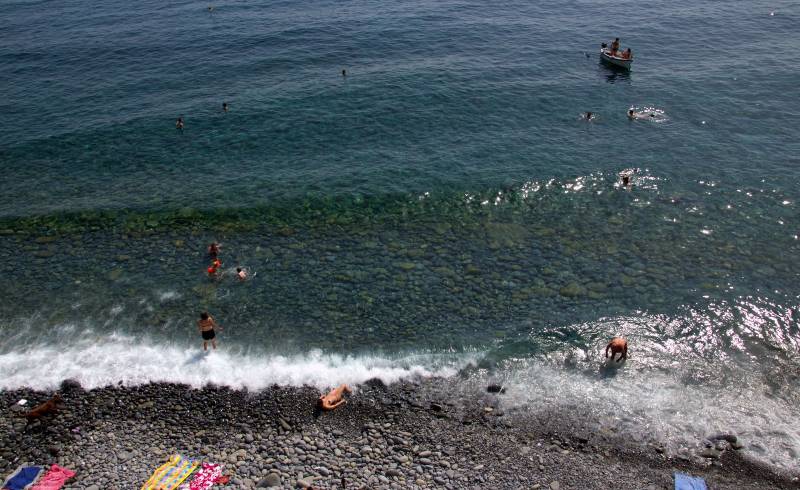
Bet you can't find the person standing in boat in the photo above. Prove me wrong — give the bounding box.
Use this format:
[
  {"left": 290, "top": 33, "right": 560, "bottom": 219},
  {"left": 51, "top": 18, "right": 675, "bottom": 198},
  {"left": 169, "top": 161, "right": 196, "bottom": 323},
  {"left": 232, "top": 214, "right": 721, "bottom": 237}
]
[{"left": 610, "top": 37, "right": 620, "bottom": 55}]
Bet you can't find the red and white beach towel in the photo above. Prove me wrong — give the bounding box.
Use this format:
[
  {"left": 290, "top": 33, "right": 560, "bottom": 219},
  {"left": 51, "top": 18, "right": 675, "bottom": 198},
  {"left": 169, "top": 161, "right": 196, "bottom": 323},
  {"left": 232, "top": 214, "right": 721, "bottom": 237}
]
[{"left": 29, "top": 464, "right": 75, "bottom": 490}]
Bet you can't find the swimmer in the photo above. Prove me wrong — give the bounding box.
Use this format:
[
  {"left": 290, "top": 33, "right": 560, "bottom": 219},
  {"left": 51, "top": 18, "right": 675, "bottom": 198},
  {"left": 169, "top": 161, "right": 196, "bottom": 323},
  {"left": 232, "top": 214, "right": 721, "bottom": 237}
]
[
  {"left": 621, "top": 175, "right": 631, "bottom": 187},
  {"left": 207, "top": 5, "right": 214, "bottom": 12},
  {"left": 197, "top": 311, "right": 221, "bottom": 351},
  {"left": 207, "top": 265, "right": 218, "bottom": 277},
  {"left": 222, "top": 102, "right": 228, "bottom": 112},
  {"left": 628, "top": 109, "right": 636, "bottom": 119},
  {"left": 176, "top": 116, "right": 184, "bottom": 130},
  {"left": 317, "top": 384, "right": 351, "bottom": 411},
  {"left": 208, "top": 242, "right": 220, "bottom": 258},
  {"left": 341, "top": 69, "right": 347, "bottom": 77},
  {"left": 584, "top": 111, "right": 594, "bottom": 120},
  {"left": 236, "top": 267, "right": 247, "bottom": 281},
  {"left": 605, "top": 337, "right": 628, "bottom": 362}
]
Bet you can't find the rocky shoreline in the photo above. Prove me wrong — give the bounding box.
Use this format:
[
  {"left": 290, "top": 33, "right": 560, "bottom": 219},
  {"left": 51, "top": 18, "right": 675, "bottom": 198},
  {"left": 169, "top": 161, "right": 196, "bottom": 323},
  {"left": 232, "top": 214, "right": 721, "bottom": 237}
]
[{"left": 1, "top": 378, "right": 797, "bottom": 490}]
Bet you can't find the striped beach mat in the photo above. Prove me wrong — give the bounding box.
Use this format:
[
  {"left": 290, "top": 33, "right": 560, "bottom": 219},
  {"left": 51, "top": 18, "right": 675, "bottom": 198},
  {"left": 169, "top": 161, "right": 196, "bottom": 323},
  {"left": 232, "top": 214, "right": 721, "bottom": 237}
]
[{"left": 141, "top": 454, "right": 198, "bottom": 490}]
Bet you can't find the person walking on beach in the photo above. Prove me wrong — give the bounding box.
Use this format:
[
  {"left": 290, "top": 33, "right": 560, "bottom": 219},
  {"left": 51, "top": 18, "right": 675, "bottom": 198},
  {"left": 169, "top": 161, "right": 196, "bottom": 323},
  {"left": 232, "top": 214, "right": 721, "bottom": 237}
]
[
  {"left": 198, "top": 312, "right": 221, "bottom": 350},
  {"left": 605, "top": 337, "right": 628, "bottom": 362}
]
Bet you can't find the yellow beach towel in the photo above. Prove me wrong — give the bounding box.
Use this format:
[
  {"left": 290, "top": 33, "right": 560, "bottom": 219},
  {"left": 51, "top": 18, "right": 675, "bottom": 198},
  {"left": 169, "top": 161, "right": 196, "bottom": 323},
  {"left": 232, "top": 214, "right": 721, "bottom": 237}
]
[{"left": 142, "top": 454, "right": 198, "bottom": 490}]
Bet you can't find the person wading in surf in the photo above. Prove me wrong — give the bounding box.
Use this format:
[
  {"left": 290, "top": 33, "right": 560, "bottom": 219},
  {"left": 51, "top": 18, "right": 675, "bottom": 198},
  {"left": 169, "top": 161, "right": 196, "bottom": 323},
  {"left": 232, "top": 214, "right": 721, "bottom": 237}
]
[
  {"left": 197, "top": 312, "right": 221, "bottom": 351},
  {"left": 605, "top": 337, "right": 628, "bottom": 362}
]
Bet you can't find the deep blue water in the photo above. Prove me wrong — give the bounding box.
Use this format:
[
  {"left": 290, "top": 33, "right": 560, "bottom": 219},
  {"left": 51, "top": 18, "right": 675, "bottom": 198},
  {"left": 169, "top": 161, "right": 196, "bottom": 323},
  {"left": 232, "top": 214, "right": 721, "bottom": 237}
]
[{"left": 1, "top": 0, "right": 800, "bottom": 471}]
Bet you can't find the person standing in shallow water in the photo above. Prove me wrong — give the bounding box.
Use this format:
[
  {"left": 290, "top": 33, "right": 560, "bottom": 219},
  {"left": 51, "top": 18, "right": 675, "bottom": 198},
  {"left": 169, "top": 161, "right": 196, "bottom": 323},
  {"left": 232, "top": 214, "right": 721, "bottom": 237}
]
[
  {"left": 605, "top": 337, "right": 628, "bottom": 362},
  {"left": 197, "top": 312, "right": 221, "bottom": 351}
]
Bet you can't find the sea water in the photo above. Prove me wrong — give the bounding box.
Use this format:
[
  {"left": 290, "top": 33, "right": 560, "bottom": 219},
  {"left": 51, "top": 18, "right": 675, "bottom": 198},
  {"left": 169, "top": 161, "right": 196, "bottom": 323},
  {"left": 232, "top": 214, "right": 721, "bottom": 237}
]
[{"left": 1, "top": 0, "right": 799, "bottom": 471}]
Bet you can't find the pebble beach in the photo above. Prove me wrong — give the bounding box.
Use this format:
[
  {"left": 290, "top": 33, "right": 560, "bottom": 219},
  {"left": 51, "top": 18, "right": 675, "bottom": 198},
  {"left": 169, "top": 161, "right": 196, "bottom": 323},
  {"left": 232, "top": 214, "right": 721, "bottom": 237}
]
[{"left": 2, "top": 379, "right": 798, "bottom": 489}]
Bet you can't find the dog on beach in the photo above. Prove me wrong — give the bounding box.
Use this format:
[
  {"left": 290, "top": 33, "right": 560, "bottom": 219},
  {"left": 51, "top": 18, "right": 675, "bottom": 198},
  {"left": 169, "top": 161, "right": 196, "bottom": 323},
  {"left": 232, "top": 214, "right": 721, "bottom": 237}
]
[{"left": 22, "top": 393, "right": 63, "bottom": 420}]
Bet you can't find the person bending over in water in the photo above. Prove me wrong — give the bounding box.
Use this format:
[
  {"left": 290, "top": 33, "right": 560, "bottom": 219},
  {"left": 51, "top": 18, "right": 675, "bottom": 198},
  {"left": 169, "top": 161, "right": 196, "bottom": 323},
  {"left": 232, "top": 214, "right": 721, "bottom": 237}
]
[
  {"left": 317, "top": 384, "right": 351, "bottom": 411},
  {"left": 605, "top": 337, "right": 628, "bottom": 362},
  {"left": 198, "top": 312, "right": 221, "bottom": 351}
]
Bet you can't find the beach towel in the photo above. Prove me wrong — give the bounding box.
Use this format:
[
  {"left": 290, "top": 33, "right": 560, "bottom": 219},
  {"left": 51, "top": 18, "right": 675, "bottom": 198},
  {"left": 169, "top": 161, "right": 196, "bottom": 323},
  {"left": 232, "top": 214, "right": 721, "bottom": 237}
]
[
  {"left": 2, "top": 466, "right": 43, "bottom": 490},
  {"left": 29, "top": 465, "right": 75, "bottom": 490},
  {"left": 675, "top": 472, "right": 708, "bottom": 490},
  {"left": 177, "top": 463, "right": 224, "bottom": 490},
  {"left": 141, "top": 454, "right": 198, "bottom": 490}
]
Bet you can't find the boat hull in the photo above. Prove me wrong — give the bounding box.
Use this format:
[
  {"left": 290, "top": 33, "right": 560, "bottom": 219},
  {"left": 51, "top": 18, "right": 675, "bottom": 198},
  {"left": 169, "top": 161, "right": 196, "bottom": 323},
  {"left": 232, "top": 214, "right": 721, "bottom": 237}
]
[{"left": 599, "top": 49, "right": 632, "bottom": 69}]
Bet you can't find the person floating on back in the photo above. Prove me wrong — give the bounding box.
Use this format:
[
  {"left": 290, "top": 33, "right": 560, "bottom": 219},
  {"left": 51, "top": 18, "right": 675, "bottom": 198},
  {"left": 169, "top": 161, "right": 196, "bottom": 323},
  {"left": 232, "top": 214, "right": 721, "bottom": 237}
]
[
  {"left": 605, "top": 337, "right": 628, "bottom": 362},
  {"left": 197, "top": 312, "right": 221, "bottom": 351},
  {"left": 317, "top": 384, "right": 351, "bottom": 411}
]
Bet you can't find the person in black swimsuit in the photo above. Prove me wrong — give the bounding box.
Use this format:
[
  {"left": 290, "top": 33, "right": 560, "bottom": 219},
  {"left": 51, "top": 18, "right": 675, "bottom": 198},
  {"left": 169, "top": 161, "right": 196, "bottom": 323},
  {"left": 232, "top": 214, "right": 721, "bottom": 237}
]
[{"left": 197, "top": 312, "right": 221, "bottom": 351}]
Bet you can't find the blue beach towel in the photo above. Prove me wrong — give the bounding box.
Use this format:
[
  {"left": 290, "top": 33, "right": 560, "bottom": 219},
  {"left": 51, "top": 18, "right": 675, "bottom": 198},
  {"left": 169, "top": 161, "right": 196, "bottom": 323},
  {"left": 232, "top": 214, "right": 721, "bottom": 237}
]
[
  {"left": 675, "top": 472, "right": 708, "bottom": 490},
  {"left": 2, "top": 465, "right": 43, "bottom": 490}
]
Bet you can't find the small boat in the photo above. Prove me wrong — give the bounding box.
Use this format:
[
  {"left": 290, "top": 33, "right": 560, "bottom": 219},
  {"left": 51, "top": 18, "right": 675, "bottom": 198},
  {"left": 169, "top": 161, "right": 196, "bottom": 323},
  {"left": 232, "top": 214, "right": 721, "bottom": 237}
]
[{"left": 599, "top": 47, "right": 632, "bottom": 70}]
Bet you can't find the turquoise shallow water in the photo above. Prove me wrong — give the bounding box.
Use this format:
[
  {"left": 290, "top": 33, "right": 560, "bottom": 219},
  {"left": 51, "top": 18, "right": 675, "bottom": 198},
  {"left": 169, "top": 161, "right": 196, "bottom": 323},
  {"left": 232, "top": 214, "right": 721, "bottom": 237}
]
[{"left": 1, "top": 0, "right": 800, "bottom": 471}]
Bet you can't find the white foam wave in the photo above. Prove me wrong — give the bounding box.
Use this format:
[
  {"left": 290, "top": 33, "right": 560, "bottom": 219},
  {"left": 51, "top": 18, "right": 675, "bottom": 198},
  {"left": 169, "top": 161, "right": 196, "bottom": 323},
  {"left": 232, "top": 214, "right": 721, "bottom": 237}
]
[
  {"left": 491, "top": 358, "right": 800, "bottom": 472},
  {"left": 0, "top": 332, "right": 481, "bottom": 392}
]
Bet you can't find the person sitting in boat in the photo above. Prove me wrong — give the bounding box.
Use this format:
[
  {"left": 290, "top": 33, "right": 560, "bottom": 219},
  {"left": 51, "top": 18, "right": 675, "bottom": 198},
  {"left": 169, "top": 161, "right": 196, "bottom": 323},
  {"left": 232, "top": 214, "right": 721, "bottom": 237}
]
[
  {"left": 610, "top": 38, "right": 620, "bottom": 55},
  {"left": 621, "top": 48, "right": 632, "bottom": 60}
]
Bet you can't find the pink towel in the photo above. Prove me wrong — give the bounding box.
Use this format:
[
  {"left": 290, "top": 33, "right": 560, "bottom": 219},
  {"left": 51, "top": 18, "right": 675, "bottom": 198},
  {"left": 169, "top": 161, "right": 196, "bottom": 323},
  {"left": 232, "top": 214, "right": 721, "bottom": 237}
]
[
  {"left": 177, "top": 463, "right": 223, "bottom": 490},
  {"left": 29, "top": 464, "right": 75, "bottom": 490}
]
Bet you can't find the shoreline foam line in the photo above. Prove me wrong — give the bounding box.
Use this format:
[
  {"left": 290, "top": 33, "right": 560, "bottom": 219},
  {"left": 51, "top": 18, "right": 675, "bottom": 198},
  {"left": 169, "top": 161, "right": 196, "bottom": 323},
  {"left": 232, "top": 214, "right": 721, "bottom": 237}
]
[{"left": 0, "top": 333, "right": 483, "bottom": 391}]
